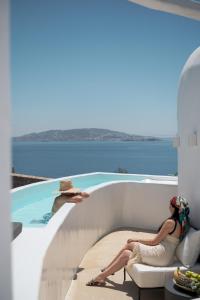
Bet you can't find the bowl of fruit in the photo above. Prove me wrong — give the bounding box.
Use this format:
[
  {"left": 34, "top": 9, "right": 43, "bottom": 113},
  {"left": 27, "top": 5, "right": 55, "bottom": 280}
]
[{"left": 173, "top": 267, "right": 200, "bottom": 294}]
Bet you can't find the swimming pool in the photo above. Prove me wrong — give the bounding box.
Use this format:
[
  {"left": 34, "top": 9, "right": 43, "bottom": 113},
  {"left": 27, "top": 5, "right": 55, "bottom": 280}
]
[{"left": 11, "top": 172, "right": 176, "bottom": 227}]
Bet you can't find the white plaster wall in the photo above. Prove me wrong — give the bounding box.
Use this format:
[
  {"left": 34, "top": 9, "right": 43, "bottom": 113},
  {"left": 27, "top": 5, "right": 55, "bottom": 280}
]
[
  {"left": 0, "top": 0, "right": 12, "bottom": 299},
  {"left": 178, "top": 47, "right": 200, "bottom": 229},
  {"left": 38, "top": 181, "right": 177, "bottom": 300},
  {"left": 39, "top": 183, "right": 126, "bottom": 300},
  {"left": 122, "top": 182, "right": 177, "bottom": 230},
  {"left": 129, "top": 0, "right": 200, "bottom": 20}
]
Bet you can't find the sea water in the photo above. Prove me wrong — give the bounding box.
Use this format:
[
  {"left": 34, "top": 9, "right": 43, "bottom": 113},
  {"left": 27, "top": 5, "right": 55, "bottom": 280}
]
[{"left": 12, "top": 139, "right": 177, "bottom": 178}]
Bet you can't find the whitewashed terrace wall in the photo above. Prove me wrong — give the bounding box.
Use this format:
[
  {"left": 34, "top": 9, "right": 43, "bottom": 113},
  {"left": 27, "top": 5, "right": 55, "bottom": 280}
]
[
  {"left": 128, "top": 0, "right": 200, "bottom": 21},
  {"left": 178, "top": 47, "right": 200, "bottom": 229},
  {"left": 39, "top": 181, "right": 177, "bottom": 300},
  {"left": 0, "top": 1, "right": 12, "bottom": 299}
]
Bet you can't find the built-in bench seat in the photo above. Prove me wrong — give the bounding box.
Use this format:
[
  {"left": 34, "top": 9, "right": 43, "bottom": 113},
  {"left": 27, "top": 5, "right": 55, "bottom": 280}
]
[
  {"left": 128, "top": 262, "right": 188, "bottom": 288},
  {"left": 126, "top": 261, "right": 200, "bottom": 288},
  {"left": 66, "top": 227, "right": 200, "bottom": 300}
]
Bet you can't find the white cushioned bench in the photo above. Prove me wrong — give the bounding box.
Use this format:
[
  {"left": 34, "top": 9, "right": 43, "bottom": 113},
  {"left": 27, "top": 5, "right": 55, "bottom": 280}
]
[{"left": 126, "top": 262, "right": 200, "bottom": 288}]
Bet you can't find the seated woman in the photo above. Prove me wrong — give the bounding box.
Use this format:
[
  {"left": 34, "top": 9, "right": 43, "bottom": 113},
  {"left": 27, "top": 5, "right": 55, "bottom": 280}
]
[{"left": 87, "top": 196, "right": 190, "bottom": 286}]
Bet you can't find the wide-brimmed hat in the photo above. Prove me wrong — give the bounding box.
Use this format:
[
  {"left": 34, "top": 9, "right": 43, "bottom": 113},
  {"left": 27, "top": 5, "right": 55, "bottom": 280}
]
[{"left": 56, "top": 180, "right": 80, "bottom": 195}]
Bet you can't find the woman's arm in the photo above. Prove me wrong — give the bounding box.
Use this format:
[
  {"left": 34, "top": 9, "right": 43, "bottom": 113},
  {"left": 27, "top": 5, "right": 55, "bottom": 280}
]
[{"left": 137, "top": 219, "right": 176, "bottom": 246}]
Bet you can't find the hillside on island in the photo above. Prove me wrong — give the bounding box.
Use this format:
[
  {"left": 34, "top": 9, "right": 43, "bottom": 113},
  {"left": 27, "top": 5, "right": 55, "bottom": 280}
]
[{"left": 13, "top": 128, "right": 160, "bottom": 142}]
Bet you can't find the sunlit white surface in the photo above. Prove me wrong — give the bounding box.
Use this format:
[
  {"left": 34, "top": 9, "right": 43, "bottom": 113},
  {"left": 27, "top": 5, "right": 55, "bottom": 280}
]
[
  {"left": 0, "top": 0, "right": 12, "bottom": 299},
  {"left": 129, "top": 0, "right": 200, "bottom": 20},
  {"left": 178, "top": 47, "right": 200, "bottom": 229},
  {"left": 12, "top": 180, "right": 177, "bottom": 300}
]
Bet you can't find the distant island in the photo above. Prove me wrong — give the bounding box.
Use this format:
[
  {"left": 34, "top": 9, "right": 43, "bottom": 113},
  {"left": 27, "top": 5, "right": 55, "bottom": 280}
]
[{"left": 13, "top": 128, "right": 160, "bottom": 142}]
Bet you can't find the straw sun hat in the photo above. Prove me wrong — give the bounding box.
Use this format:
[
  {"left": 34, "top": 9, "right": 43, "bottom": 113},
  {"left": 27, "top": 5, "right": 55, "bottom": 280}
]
[{"left": 56, "top": 180, "right": 80, "bottom": 195}]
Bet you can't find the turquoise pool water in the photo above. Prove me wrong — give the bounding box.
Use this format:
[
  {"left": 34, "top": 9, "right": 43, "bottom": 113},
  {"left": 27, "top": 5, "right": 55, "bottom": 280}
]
[{"left": 11, "top": 173, "right": 149, "bottom": 227}]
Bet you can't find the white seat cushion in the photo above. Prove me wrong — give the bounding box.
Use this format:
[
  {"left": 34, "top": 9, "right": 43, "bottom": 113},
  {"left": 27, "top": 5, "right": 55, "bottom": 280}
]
[
  {"left": 126, "top": 262, "right": 200, "bottom": 288},
  {"left": 176, "top": 228, "right": 200, "bottom": 267}
]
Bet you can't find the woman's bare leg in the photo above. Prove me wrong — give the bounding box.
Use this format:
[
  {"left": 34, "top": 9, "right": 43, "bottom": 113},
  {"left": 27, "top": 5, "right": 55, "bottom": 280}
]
[
  {"left": 102, "top": 245, "right": 128, "bottom": 271},
  {"left": 102, "top": 240, "right": 137, "bottom": 271},
  {"left": 92, "top": 249, "right": 133, "bottom": 283},
  {"left": 87, "top": 242, "right": 137, "bottom": 285}
]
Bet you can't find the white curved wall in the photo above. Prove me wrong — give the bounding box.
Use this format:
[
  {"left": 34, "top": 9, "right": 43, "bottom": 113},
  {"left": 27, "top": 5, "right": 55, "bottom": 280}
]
[
  {"left": 38, "top": 181, "right": 177, "bottom": 300},
  {"left": 178, "top": 47, "right": 200, "bottom": 229},
  {"left": 129, "top": 0, "right": 200, "bottom": 21},
  {"left": 0, "top": 1, "right": 12, "bottom": 299}
]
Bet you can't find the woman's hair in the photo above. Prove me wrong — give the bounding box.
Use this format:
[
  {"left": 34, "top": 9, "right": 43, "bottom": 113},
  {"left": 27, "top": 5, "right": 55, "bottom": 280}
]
[
  {"left": 157, "top": 196, "right": 190, "bottom": 240},
  {"left": 169, "top": 205, "right": 180, "bottom": 222}
]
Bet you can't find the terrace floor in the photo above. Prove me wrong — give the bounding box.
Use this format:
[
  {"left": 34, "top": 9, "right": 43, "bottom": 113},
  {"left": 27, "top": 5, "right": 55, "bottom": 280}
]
[{"left": 65, "top": 229, "right": 155, "bottom": 300}]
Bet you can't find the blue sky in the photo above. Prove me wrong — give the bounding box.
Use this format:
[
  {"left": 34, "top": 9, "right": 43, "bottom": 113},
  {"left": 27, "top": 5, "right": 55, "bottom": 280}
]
[{"left": 11, "top": 0, "right": 200, "bottom": 137}]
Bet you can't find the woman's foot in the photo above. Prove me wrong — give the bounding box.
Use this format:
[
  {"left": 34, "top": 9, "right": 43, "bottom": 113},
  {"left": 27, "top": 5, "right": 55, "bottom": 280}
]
[
  {"left": 86, "top": 279, "right": 106, "bottom": 287},
  {"left": 86, "top": 275, "right": 106, "bottom": 287}
]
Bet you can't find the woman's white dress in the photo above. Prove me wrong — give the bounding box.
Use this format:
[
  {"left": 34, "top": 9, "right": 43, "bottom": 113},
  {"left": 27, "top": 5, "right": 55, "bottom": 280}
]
[{"left": 127, "top": 235, "right": 179, "bottom": 268}]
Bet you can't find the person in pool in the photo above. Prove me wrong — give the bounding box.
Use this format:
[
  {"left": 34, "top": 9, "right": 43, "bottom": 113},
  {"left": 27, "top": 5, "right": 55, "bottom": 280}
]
[
  {"left": 86, "top": 196, "right": 190, "bottom": 286},
  {"left": 52, "top": 180, "right": 89, "bottom": 214}
]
